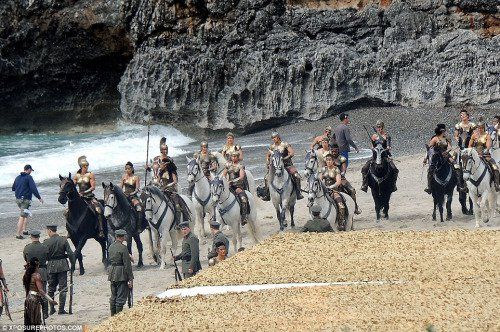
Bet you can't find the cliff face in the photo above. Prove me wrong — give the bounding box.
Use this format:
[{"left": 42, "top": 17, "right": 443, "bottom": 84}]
[
  {"left": 0, "top": 0, "right": 133, "bottom": 131},
  {"left": 0, "top": 0, "right": 498, "bottom": 131}
]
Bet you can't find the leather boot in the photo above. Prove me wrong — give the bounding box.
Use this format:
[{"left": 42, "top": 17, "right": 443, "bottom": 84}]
[
  {"left": 351, "top": 189, "right": 361, "bottom": 215},
  {"left": 97, "top": 214, "right": 105, "bottom": 238},
  {"left": 49, "top": 302, "right": 56, "bottom": 316},
  {"left": 294, "top": 174, "right": 304, "bottom": 200},
  {"left": 110, "top": 303, "right": 117, "bottom": 316},
  {"left": 361, "top": 162, "right": 370, "bottom": 192},
  {"left": 390, "top": 160, "right": 399, "bottom": 192},
  {"left": 261, "top": 178, "right": 271, "bottom": 201},
  {"left": 495, "top": 168, "right": 500, "bottom": 192},
  {"left": 424, "top": 171, "right": 433, "bottom": 194},
  {"left": 135, "top": 206, "right": 143, "bottom": 232},
  {"left": 42, "top": 298, "right": 49, "bottom": 319},
  {"left": 115, "top": 305, "right": 124, "bottom": 315},
  {"left": 337, "top": 202, "right": 346, "bottom": 231},
  {"left": 58, "top": 292, "right": 68, "bottom": 314},
  {"left": 239, "top": 193, "right": 248, "bottom": 226}
]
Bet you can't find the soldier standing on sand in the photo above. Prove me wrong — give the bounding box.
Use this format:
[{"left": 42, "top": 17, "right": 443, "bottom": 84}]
[
  {"left": 23, "top": 230, "right": 49, "bottom": 319},
  {"left": 108, "top": 229, "right": 133, "bottom": 316},
  {"left": 43, "top": 224, "right": 75, "bottom": 315},
  {"left": 301, "top": 205, "right": 333, "bottom": 233},
  {"left": 0, "top": 258, "right": 9, "bottom": 318},
  {"left": 173, "top": 222, "right": 201, "bottom": 279}
]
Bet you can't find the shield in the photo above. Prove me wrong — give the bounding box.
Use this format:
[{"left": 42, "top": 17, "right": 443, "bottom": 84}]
[{"left": 2, "top": 289, "right": 12, "bottom": 321}]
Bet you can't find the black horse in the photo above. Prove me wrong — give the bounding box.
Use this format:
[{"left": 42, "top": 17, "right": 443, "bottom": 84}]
[
  {"left": 58, "top": 174, "right": 108, "bottom": 275},
  {"left": 366, "top": 144, "right": 397, "bottom": 221},
  {"left": 429, "top": 152, "right": 457, "bottom": 222},
  {"left": 102, "top": 182, "right": 148, "bottom": 268}
]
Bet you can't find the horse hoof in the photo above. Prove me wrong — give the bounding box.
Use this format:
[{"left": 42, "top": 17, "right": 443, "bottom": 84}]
[
  {"left": 79, "top": 269, "right": 85, "bottom": 276},
  {"left": 290, "top": 223, "right": 295, "bottom": 228},
  {"left": 137, "top": 261, "right": 144, "bottom": 268},
  {"left": 484, "top": 219, "right": 489, "bottom": 224},
  {"left": 283, "top": 222, "right": 288, "bottom": 227}
]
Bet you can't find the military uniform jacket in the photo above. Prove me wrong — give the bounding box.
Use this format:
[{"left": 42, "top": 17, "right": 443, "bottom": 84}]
[
  {"left": 23, "top": 242, "right": 49, "bottom": 281},
  {"left": 108, "top": 241, "right": 134, "bottom": 282},
  {"left": 43, "top": 234, "right": 75, "bottom": 274},
  {"left": 175, "top": 232, "right": 201, "bottom": 274},
  {"left": 207, "top": 231, "right": 230, "bottom": 259},
  {"left": 301, "top": 217, "right": 333, "bottom": 232}
]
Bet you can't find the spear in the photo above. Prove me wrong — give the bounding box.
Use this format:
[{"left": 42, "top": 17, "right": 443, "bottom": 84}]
[{"left": 144, "top": 113, "right": 152, "bottom": 187}]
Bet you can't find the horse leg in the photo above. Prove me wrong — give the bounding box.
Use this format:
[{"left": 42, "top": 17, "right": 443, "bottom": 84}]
[
  {"left": 459, "top": 191, "right": 467, "bottom": 215},
  {"left": 290, "top": 204, "right": 295, "bottom": 228},
  {"left": 374, "top": 198, "right": 381, "bottom": 222},
  {"left": 126, "top": 235, "right": 133, "bottom": 255},
  {"left": 99, "top": 238, "right": 109, "bottom": 268},
  {"left": 432, "top": 200, "right": 437, "bottom": 221},
  {"left": 471, "top": 195, "right": 481, "bottom": 228},
  {"left": 159, "top": 234, "right": 167, "bottom": 270},
  {"left": 468, "top": 196, "right": 474, "bottom": 215},
  {"left": 438, "top": 198, "right": 445, "bottom": 223},
  {"left": 147, "top": 227, "right": 157, "bottom": 264},
  {"left": 383, "top": 194, "right": 390, "bottom": 219},
  {"left": 446, "top": 194, "right": 453, "bottom": 221},
  {"left": 75, "top": 237, "right": 88, "bottom": 275},
  {"left": 134, "top": 232, "right": 144, "bottom": 268},
  {"left": 275, "top": 206, "right": 283, "bottom": 231}
]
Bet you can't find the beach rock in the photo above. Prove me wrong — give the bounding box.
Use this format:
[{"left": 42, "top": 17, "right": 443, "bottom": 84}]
[{"left": 0, "top": 0, "right": 498, "bottom": 131}]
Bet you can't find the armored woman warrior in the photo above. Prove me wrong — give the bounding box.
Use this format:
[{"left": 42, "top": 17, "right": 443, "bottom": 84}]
[
  {"left": 316, "top": 137, "right": 331, "bottom": 169},
  {"left": 319, "top": 152, "right": 346, "bottom": 223},
  {"left": 423, "top": 124, "right": 467, "bottom": 193},
  {"left": 222, "top": 151, "right": 249, "bottom": 225},
  {"left": 221, "top": 132, "right": 243, "bottom": 161},
  {"left": 361, "top": 120, "right": 399, "bottom": 193},
  {"left": 23, "top": 257, "right": 56, "bottom": 327},
  {"left": 193, "top": 141, "right": 218, "bottom": 177},
  {"left": 121, "top": 162, "right": 143, "bottom": 230},
  {"left": 311, "top": 125, "right": 333, "bottom": 150},
  {"left": 454, "top": 110, "right": 476, "bottom": 149},
  {"left": 469, "top": 119, "right": 500, "bottom": 191},
  {"left": 330, "top": 144, "right": 361, "bottom": 214},
  {"left": 262, "top": 132, "right": 303, "bottom": 200},
  {"left": 74, "top": 156, "right": 105, "bottom": 237}
]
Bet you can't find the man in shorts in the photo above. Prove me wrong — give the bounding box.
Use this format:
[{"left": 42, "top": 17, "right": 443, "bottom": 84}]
[{"left": 12, "top": 165, "right": 43, "bottom": 239}]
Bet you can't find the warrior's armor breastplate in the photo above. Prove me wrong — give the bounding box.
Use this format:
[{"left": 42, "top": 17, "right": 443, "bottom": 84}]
[
  {"left": 194, "top": 151, "right": 214, "bottom": 175},
  {"left": 372, "top": 133, "right": 389, "bottom": 149},
  {"left": 474, "top": 133, "right": 488, "bottom": 155},
  {"left": 321, "top": 166, "right": 340, "bottom": 187},
  {"left": 123, "top": 176, "right": 137, "bottom": 196},
  {"left": 226, "top": 162, "right": 244, "bottom": 188},
  {"left": 75, "top": 172, "right": 94, "bottom": 198},
  {"left": 270, "top": 142, "right": 292, "bottom": 167},
  {"left": 455, "top": 122, "right": 476, "bottom": 148},
  {"left": 222, "top": 144, "right": 241, "bottom": 160},
  {"left": 435, "top": 137, "right": 449, "bottom": 152},
  {"left": 333, "top": 155, "right": 346, "bottom": 169}
]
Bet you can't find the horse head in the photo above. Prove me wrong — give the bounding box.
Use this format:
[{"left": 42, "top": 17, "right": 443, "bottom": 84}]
[
  {"left": 372, "top": 144, "right": 387, "bottom": 166},
  {"left": 210, "top": 176, "right": 227, "bottom": 203},
  {"left": 304, "top": 149, "right": 317, "bottom": 178},
  {"left": 58, "top": 173, "right": 74, "bottom": 204},
  {"left": 461, "top": 148, "right": 477, "bottom": 180},
  {"left": 142, "top": 185, "right": 158, "bottom": 223},
  {"left": 307, "top": 174, "right": 322, "bottom": 207},
  {"left": 186, "top": 157, "right": 201, "bottom": 183},
  {"left": 271, "top": 150, "right": 284, "bottom": 177},
  {"left": 102, "top": 182, "right": 117, "bottom": 218}
]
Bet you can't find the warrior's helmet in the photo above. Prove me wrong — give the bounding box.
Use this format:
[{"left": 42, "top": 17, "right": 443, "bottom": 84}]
[
  {"left": 226, "top": 132, "right": 235, "bottom": 138},
  {"left": 376, "top": 120, "right": 384, "bottom": 129},
  {"left": 200, "top": 141, "right": 208, "bottom": 148},
  {"left": 271, "top": 131, "right": 280, "bottom": 139},
  {"left": 231, "top": 151, "right": 240, "bottom": 158},
  {"left": 160, "top": 137, "right": 168, "bottom": 152},
  {"left": 78, "top": 156, "right": 89, "bottom": 168}
]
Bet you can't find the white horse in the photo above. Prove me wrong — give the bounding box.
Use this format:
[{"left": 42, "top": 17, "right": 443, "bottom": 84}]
[
  {"left": 307, "top": 174, "right": 355, "bottom": 231},
  {"left": 142, "top": 185, "right": 195, "bottom": 269},
  {"left": 210, "top": 175, "right": 260, "bottom": 252},
  {"left": 304, "top": 149, "right": 319, "bottom": 180},
  {"left": 461, "top": 148, "right": 497, "bottom": 227},
  {"left": 212, "top": 151, "right": 256, "bottom": 195},
  {"left": 269, "top": 150, "right": 297, "bottom": 231}
]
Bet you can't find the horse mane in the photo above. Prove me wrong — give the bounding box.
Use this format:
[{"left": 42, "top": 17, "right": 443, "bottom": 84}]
[
  {"left": 147, "top": 185, "right": 165, "bottom": 200},
  {"left": 111, "top": 185, "right": 130, "bottom": 208}
]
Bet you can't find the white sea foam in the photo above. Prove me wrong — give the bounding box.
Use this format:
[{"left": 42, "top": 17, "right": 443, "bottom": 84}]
[{"left": 0, "top": 124, "right": 194, "bottom": 188}]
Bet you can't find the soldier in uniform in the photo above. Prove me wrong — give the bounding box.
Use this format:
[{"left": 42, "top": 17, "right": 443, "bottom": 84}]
[
  {"left": 0, "top": 258, "right": 8, "bottom": 316},
  {"left": 454, "top": 110, "right": 476, "bottom": 149},
  {"left": 73, "top": 156, "right": 105, "bottom": 237},
  {"left": 221, "top": 132, "right": 243, "bottom": 161},
  {"left": 330, "top": 143, "right": 361, "bottom": 214},
  {"left": 207, "top": 220, "right": 229, "bottom": 261},
  {"left": 23, "top": 230, "right": 49, "bottom": 319},
  {"left": 469, "top": 119, "right": 500, "bottom": 191},
  {"left": 315, "top": 137, "right": 331, "bottom": 169},
  {"left": 319, "top": 152, "right": 347, "bottom": 224},
  {"left": 121, "top": 161, "right": 143, "bottom": 231},
  {"left": 108, "top": 229, "right": 133, "bottom": 316},
  {"left": 301, "top": 205, "right": 333, "bottom": 232},
  {"left": 151, "top": 138, "right": 190, "bottom": 224},
  {"left": 311, "top": 126, "right": 333, "bottom": 150},
  {"left": 222, "top": 151, "right": 250, "bottom": 225},
  {"left": 173, "top": 222, "right": 201, "bottom": 278},
  {"left": 208, "top": 242, "right": 227, "bottom": 267},
  {"left": 262, "top": 132, "right": 303, "bottom": 200},
  {"left": 43, "top": 224, "right": 75, "bottom": 315},
  {"left": 361, "top": 120, "right": 399, "bottom": 193}
]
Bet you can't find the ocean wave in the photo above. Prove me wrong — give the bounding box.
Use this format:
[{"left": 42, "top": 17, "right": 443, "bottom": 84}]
[{"left": 0, "top": 124, "right": 194, "bottom": 188}]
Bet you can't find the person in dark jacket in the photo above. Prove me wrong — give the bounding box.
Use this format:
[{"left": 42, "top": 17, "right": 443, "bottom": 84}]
[
  {"left": 332, "top": 114, "right": 359, "bottom": 168},
  {"left": 12, "top": 165, "right": 43, "bottom": 239},
  {"left": 207, "top": 220, "right": 229, "bottom": 260}
]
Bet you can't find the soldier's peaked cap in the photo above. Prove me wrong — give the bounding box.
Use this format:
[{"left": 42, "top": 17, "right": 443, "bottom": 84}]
[{"left": 115, "top": 229, "right": 127, "bottom": 237}]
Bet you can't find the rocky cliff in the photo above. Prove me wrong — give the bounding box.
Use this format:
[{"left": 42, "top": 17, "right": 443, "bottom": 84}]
[{"left": 1, "top": 0, "right": 499, "bottom": 131}]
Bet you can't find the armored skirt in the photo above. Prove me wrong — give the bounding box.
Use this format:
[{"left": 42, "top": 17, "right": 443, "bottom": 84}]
[{"left": 24, "top": 292, "right": 42, "bottom": 326}]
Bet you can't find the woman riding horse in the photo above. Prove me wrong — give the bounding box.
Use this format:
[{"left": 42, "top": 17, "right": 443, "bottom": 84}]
[
  {"left": 121, "top": 161, "right": 143, "bottom": 230},
  {"left": 330, "top": 143, "right": 361, "bottom": 214},
  {"left": 469, "top": 119, "right": 500, "bottom": 191},
  {"left": 319, "top": 152, "right": 346, "bottom": 222},
  {"left": 221, "top": 151, "right": 249, "bottom": 225},
  {"left": 221, "top": 132, "right": 243, "bottom": 162},
  {"left": 361, "top": 120, "right": 398, "bottom": 193},
  {"left": 73, "top": 156, "right": 105, "bottom": 238}
]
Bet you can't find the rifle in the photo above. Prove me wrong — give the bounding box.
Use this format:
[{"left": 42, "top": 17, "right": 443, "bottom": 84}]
[
  {"left": 144, "top": 113, "right": 152, "bottom": 187},
  {"left": 1, "top": 288, "right": 12, "bottom": 321},
  {"left": 170, "top": 248, "right": 183, "bottom": 283},
  {"left": 68, "top": 271, "right": 73, "bottom": 314}
]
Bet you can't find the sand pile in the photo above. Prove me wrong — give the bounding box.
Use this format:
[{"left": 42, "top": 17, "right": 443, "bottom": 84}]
[{"left": 93, "top": 229, "right": 499, "bottom": 331}]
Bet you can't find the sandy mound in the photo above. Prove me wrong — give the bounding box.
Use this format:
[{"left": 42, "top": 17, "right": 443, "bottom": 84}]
[{"left": 92, "top": 229, "right": 499, "bottom": 331}]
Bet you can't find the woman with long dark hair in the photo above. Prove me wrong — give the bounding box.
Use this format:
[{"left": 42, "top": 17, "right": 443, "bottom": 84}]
[{"left": 23, "top": 257, "right": 56, "bottom": 327}]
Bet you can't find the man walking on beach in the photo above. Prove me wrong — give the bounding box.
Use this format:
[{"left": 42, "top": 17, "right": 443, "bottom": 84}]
[
  {"left": 12, "top": 165, "right": 43, "bottom": 239},
  {"left": 333, "top": 114, "right": 359, "bottom": 167}
]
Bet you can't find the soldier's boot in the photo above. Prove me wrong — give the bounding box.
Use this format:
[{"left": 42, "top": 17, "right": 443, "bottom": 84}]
[
  {"left": 188, "top": 182, "right": 195, "bottom": 196},
  {"left": 361, "top": 162, "right": 370, "bottom": 192},
  {"left": 261, "top": 177, "right": 271, "bottom": 201},
  {"left": 389, "top": 160, "right": 399, "bottom": 192},
  {"left": 42, "top": 298, "right": 49, "bottom": 319},
  {"left": 293, "top": 174, "right": 304, "bottom": 200},
  {"left": 350, "top": 189, "right": 361, "bottom": 215},
  {"left": 115, "top": 305, "right": 124, "bottom": 315},
  {"left": 336, "top": 201, "right": 346, "bottom": 231},
  {"left": 58, "top": 292, "right": 68, "bottom": 314},
  {"left": 239, "top": 193, "right": 248, "bottom": 226},
  {"left": 97, "top": 213, "right": 105, "bottom": 238},
  {"left": 135, "top": 205, "right": 144, "bottom": 232},
  {"left": 110, "top": 304, "right": 117, "bottom": 316},
  {"left": 424, "top": 170, "right": 433, "bottom": 194},
  {"left": 454, "top": 165, "right": 468, "bottom": 193},
  {"left": 494, "top": 167, "right": 500, "bottom": 192},
  {"left": 49, "top": 302, "right": 56, "bottom": 316}
]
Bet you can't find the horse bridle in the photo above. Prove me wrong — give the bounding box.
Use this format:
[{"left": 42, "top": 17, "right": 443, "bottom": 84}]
[
  {"left": 187, "top": 160, "right": 203, "bottom": 183},
  {"left": 104, "top": 190, "right": 116, "bottom": 211},
  {"left": 304, "top": 152, "right": 317, "bottom": 175},
  {"left": 309, "top": 177, "right": 326, "bottom": 200},
  {"left": 272, "top": 152, "right": 284, "bottom": 177},
  {"left": 59, "top": 179, "right": 74, "bottom": 200}
]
